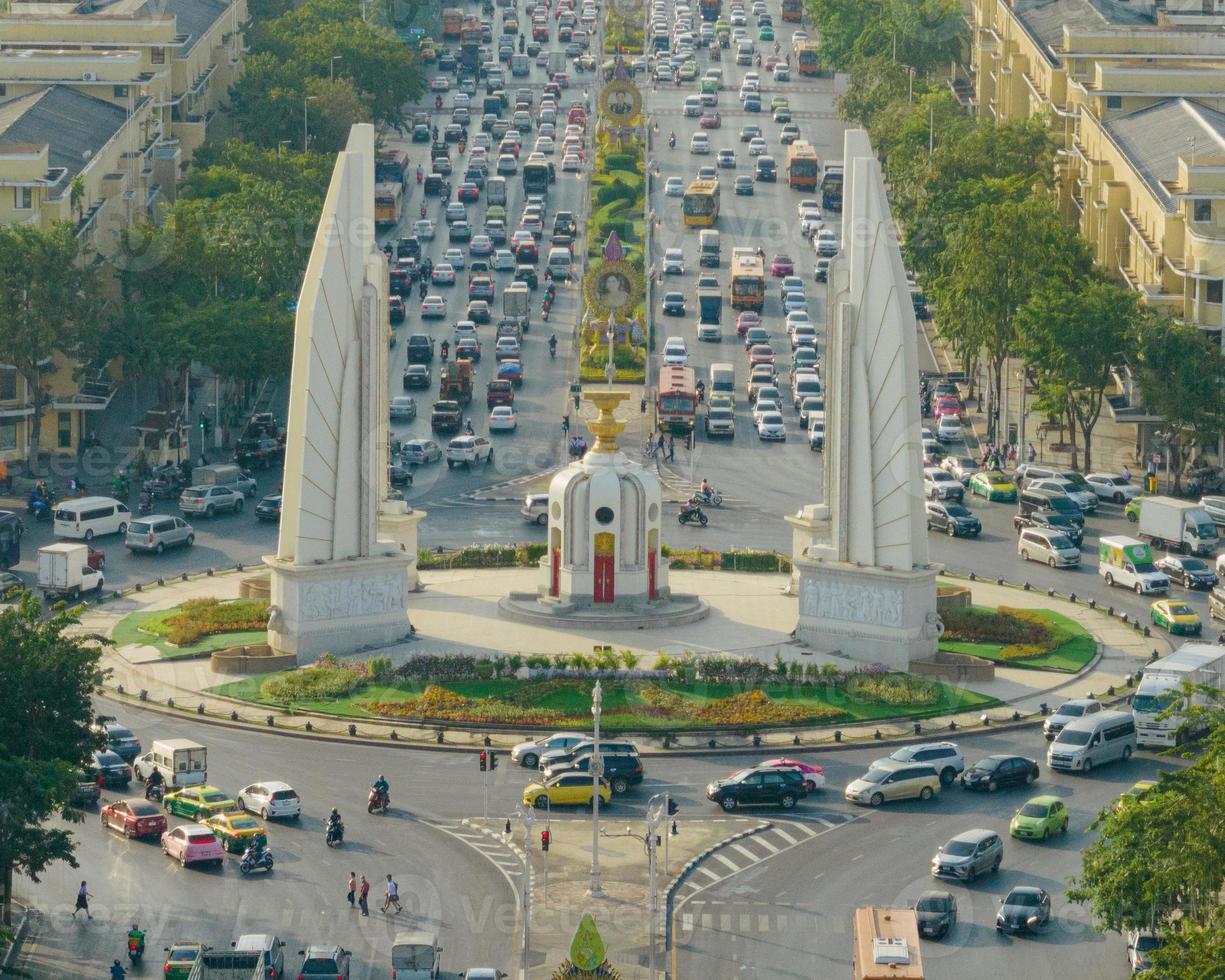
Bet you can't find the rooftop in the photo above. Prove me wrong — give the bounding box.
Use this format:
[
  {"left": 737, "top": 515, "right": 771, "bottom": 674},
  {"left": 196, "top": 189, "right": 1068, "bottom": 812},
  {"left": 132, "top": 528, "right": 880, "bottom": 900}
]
[
  {"left": 6, "top": 0, "right": 233, "bottom": 55},
  {"left": 1103, "top": 97, "right": 1225, "bottom": 210},
  {"left": 0, "top": 85, "right": 130, "bottom": 196},
  {"left": 1011, "top": 0, "right": 1157, "bottom": 64}
]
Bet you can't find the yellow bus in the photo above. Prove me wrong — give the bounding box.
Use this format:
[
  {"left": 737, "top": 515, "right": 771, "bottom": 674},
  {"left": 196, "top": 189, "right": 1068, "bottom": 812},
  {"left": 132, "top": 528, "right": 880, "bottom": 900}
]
[
  {"left": 682, "top": 178, "right": 721, "bottom": 227},
  {"left": 729, "top": 248, "right": 765, "bottom": 311},
  {"left": 786, "top": 141, "right": 820, "bottom": 191},
  {"left": 796, "top": 39, "right": 821, "bottom": 76},
  {"left": 853, "top": 907, "right": 923, "bottom": 980},
  {"left": 375, "top": 181, "right": 403, "bottom": 228}
]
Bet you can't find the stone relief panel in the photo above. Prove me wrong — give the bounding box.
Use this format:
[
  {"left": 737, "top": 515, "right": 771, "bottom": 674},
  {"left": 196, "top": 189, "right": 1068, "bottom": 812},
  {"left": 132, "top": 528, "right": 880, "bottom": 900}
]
[
  {"left": 300, "top": 573, "right": 406, "bottom": 622},
  {"left": 799, "top": 577, "right": 903, "bottom": 629}
]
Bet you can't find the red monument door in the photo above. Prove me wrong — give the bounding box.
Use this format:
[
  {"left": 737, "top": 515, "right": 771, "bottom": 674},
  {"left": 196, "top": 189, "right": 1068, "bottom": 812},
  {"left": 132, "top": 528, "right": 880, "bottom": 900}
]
[
  {"left": 594, "top": 532, "right": 615, "bottom": 604},
  {"left": 647, "top": 549, "right": 657, "bottom": 599},
  {"left": 550, "top": 548, "right": 560, "bottom": 597}
]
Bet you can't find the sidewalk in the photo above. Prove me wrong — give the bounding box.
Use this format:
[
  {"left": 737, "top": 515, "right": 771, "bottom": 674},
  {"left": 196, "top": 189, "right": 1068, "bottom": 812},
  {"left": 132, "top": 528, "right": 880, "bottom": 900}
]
[{"left": 86, "top": 567, "right": 1169, "bottom": 754}]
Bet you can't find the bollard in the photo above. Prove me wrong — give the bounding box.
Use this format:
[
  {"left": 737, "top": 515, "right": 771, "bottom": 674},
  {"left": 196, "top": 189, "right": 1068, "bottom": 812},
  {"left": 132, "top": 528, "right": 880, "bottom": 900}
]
[
  {"left": 1047, "top": 588, "right": 1055, "bottom": 597},
  {"left": 266, "top": 715, "right": 275, "bottom": 727},
  {"left": 1088, "top": 598, "right": 1096, "bottom": 609},
  {"left": 116, "top": 684, "right": 124, "bottom": 695},
  {"left": 752, "top": 734, "right": 761, "bottom": 747},
  {"left": 1039, "top": 702, "right": 1049, "bottom": 715},
  {"left": 157, "top": 577, "right": 164, "bottom": 587},
  {"left": 166, "top": 697, "right": 174, "bottom": 708},
  {"left": 1023, "top": 582, "right": 1030, "bottom": 591},
  {"left": 196, "top": 704, "right": 205, "bottom": 715},
  {"left": 1107, "top": 685, "right": 1115, "bottom": 696},
  {"left": 182, "top": 573, "right": 189, "bottom": 582},
  {"left": 793, "top": 735, "right": 800, "bottom": 746},
  {"left": 436, "top": 730, "right": 445, "bottom": 744},
  {"left": 231, "top": 710, "right": 239, "bottom": 721},
  {"left": 305, "top": 721, "right": 313, "bottom": 732},
  {"left": 948, "top": 720, "right": 957, "bottom": 731},
  {"left": 708, "top": 738, "right": 716, "bottom": 749},
  {"left": 139, "top": 689, "right": 147, "bottom": 701},
  {"left": 833, "top": 730, "right": 842, "bottom": 743},
  {"left": 483, "top": 734, "right": 492, "bottom": 746},
  {"left": 996, "top": 577, "right": 1004, "bottom": 586},
  {"left": 207, "top": 568, "right": 214, "bottom": 576},
  {"left": 873, "top": 730, "right": 882, "bottom": 740},
  {"left": 913, "top": 721, "right": 921, "bottom": 736},
  {"left": 1069, "top": 593, "right": 1077, "bottom": 604},
  {"left": 980, "top": 714, "right": 989, "bottom": 726},
  {"left": 969, "top": 572, "right": 976, "bottom": 581},
  {"left": 389, "top": 730, "right": 397, "bottom": 740},
  {"left": 348, "top": 723, "right": 358, "bottom": 736}
]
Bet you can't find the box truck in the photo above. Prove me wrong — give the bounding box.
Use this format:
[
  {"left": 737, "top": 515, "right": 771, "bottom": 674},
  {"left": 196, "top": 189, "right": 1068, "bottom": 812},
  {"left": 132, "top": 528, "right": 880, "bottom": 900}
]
[
  {"left": 38, "top": 543, "right": 104, "bottom": 599},
  {"left": 133, "top": 738, "right": 208, "bottom": 787},
  {"left": 1137, "top": 495, "right": 1219, "bottom": 556},
  {"left": 1098, "top": 536, "right": 1170, "bottom": 594},
  {"left": 1132, "top": 644, "right": 1225, "bottom": 747}
]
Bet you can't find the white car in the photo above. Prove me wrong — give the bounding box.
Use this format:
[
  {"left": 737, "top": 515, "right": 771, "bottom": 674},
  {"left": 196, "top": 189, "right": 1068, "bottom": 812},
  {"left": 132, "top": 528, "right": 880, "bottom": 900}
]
[
  {"left": 815, "top": 228, "right": 839, "bottom": 256},
  {"left": 665, "top": 177, "right": 685, "bottom": 197},
  {"left": 562, "top": 153, "right": 581, "bottom": 171},
  {"left": 782, "top": 293, "right": 808, "bottom": 314},
  {"left": 753, "top": 398, "right": 781, "bottom": 423},
  {"left": 663, "top": 248, "right": 685, "bottom": 275},
  {"left": 785, "top": 310, "right": 812, "bottom": 333},
  {"left": 748, "top": 138, "right": 768, "bottom": 156},
  {"left": 756, "top": 411, "right": 786, "bottom": 440},
  {"left": 237, "top": 781, "right": 302, "bottom": 820},
  {"left": 494, "top": 336, "right": 521, "bottom": 360},
  {"left": 662, "top": 336, "right": 689, "bottom": 365},
  {"left": 791, "top": 325, "right": 818, "bottom": 350},
  {"left": 936, "top": 414, "right": 962, "bottom": 442},
  {"left": 421, "top": 295, "right": 446, "bottom": 318},
  {"left": 443, "top": 247, "right": 466, "bottom": 269},
  {"left": 446, "top": 436, "right": 494, "bottom": 467},
  {"left": 716, "top": 149, "right": 736, "bottom": 168},
  {"left": 534, "top": 136, "right": 556, "bottom": 155},
  {"left": 431, "top": 263, "right": 457, "bottom": 284},
  {"left": 799, "top": 209, "right": 823, "bottom": 236},
  {"left": 492, "top": 248, "right": 516, "bottom": 270},
  {"left": 413, "top": 219, "right": 436, "bottom": 240},
  {"left": 689, "top": 133, "right": 710, "bottom": 154},
  {"left": 1084, "top": 472, "right": 1141, "bottom": 503},
  {"left": 488, "top": 406, "right": 518, "bottom": 432}
]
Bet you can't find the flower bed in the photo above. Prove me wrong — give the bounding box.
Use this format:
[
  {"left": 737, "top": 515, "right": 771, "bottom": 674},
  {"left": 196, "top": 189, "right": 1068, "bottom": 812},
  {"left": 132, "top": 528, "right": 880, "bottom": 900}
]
[
  {"left": 940, "top": 606, "right": 1096, "bottom": 673},
  {"left": 148, "top": 597, "right": 268, "bottom": 646},
  {"left": 417, "top": 544, "right": 547, "bottom": 570}
]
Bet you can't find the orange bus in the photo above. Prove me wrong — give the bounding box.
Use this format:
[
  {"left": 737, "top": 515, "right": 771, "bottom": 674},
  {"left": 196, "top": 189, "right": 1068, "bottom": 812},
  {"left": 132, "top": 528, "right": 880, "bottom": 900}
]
[
  {"left": 657, "top": 365, "right": 698, "bottom": 433},
  {"left": 796, "top": 39, "right": 821, "bottom": 76},
  {"left": 730, "top": 249, "right": 765, "bottom": 311},
  {"left": 781, "top": 0, "right": 802, "bottom": 21},
  {"left": 375, "top": 181, "right": 403, "bottom": 227},
  {"left": 786, "top": 141, "right": 820, "bottom": 191}
]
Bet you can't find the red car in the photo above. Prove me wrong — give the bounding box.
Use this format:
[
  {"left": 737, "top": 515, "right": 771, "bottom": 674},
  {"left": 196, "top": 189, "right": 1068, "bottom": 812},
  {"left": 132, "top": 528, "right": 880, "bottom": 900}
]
[
  {"left": 87, "top": 546, "right": 106, "bottom": 570},
  {"left": 935, "top": 396, "right": 962, "bottom": 419},
  {"left": 748, "top": 344, "right": 776, "bottom": 367},
  {"left": 771, "top": 254, "right": 794, "bottom": 277},
  {"left": 736, "top": 311, "right": 760, "bottom": 337},
  {"left": 699, "top": 112, "right": 722, "bottom": 129},
  {"left": 101, "top": 797, "right": 167, "bottom": 839},
  {"left": 756, "top": 757, "right": 826, "bottom": 793}
]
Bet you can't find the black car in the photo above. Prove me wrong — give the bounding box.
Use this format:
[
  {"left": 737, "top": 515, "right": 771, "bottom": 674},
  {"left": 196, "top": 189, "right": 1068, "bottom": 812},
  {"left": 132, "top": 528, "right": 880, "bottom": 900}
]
[
  {"left": 734, "top": 175, "right": 754, "bottom": 195},
  {"left": 396, "top": 237, "right": 421, "bottom": 260},
  {"left": 389, "top": 295, "right": 406, "bottom": 324},
  {"left": 255, "top": 494, "right": 282, "bottom": 523},
  {"left": 96, "top": 721, "right": 141, "bottom": 762},
  {"left": 403, "top": 364, "right": 432, "bottom": 389},
  {"left": 996, "top": 886, "right": 1051, "bottom": 934},
  {"left": 88, "top": 749, "right": 131, "bottom": 789},
  {"left": 1012, "top": 509, "right": 1083, "bottom": 548},
  {"left": 438, "top": 53, "right": 456, "bottom": 71},
  {"left": 662, "top": 292, "right": 686, "bottom": 316},
  {"left": 406, "top": 334, "right": 435, "bottom": 364},
  {"left": 388, "top": 462, "right": 413, "bottom": 487},
  {"left": 233, "top": 436, "right": 283, "bottom": 469},
  {"left": 543, "top": 753, "right": 644, "bottom": 794},
  {"left": 515, "top": 265, "right": 538, "bottom": 288},
  {"left": 911, "top": 289, "right": 930, "bottom": 320},
  {"left": 706, "top": 767, "right": 808, "bottom": 811},
  {"left": 1155, "top": 555, "right": 1218, "bottom": 589},
  {"left": 960, "top": 755, "right": 1039, "bottom": 792},
  {"left": 926, "top": 501, "right": 981, "bottom": 538},
  {"left": 915, "top": 890, "right": 957, "bottom": 940},
  {"left": 553, "top": 211, "right": 578, "bottom": 237},
  {"left": 411, "top": 124, "right": 431, "bottom": 143},
  {"left": 444, "top": 123, "right": 464, "bottom": 143},
  {"left": 755, "top": 157, "right": 777, "bottom": 182}
]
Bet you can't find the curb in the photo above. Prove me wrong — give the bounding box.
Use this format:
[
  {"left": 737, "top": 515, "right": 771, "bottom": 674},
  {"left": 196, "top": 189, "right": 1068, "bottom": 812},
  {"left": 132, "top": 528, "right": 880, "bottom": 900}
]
[{"left": 1, "top": 905, "right": 32, "bottom": 971}]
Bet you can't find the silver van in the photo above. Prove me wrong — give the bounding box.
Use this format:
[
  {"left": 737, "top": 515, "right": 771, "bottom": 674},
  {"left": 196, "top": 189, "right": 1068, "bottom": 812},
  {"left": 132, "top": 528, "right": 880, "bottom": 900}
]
[
  {"left": 53, "top": 496, "right": 131, "bottom": 540},
  {"left": 125, "top": 515, "right": 195, "bottom": 554},
  {"left": 486, "top": 176, "right": 507, "bottom": 205},
  {"left": 699, "top": 229, "right": 720, "bottom": 267},
  {"left": 1047, "top": 710, "right": 1136, "bottom": 773},
  {"left": 1017, "top": 528, "right": 1081, "bottom": 568},
  {"left": 546, "top": 246, "right": 573, "bottom": 281}
]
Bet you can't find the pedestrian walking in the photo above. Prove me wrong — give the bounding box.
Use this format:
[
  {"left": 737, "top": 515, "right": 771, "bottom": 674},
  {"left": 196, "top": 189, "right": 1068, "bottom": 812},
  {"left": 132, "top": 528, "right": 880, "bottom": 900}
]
[
  {"left": 657, "top": 431, "right": 665, "bottom": 454},
  {"left": 73, "top": 881, "right": 92, "bottom": 919},
  {"left": 383, "top": 874, "right": 403, "bottom": 914},
  {"left": 1026, "top": 442, "right": 1036, "bottom": 463},
  {"left": 347, "top": 872, "right": 357, "bottom": 909},
  {"left": 358, "top": 875, "right": 370, "bottom": 916},
  {"left": 1122, "top": 463, "right": 1132, "bottom": 483},
  {"left": 666, "top": 436, "right": 675, "bottom": 462}
]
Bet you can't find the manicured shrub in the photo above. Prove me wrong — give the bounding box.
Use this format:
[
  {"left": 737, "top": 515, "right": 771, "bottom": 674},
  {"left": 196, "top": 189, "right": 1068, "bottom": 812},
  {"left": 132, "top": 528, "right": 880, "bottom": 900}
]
[{"left": 158, "top": 598, "right": 269, "bottom": 646}]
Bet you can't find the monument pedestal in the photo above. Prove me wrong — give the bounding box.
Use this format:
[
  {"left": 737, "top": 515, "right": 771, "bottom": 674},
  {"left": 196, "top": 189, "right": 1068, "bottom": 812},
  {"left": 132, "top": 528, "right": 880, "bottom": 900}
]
[
  {"left": 378, "top": 501, "right": 426, "bottom": 591},
  {"left": 784, "top": 504, "right": 830, "bottom": 592},
  {"left": 265, "top": 552, "right": 413, "bottom": 664},
  {"left": 793, "top": 554, "right": 941, "bottom": 671}
]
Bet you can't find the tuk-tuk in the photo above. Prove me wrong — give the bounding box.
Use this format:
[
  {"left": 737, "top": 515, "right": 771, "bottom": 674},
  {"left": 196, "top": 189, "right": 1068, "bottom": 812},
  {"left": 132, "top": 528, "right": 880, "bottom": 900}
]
[{"left": 391, "top": 932, "right": 441, "bottom": 980}]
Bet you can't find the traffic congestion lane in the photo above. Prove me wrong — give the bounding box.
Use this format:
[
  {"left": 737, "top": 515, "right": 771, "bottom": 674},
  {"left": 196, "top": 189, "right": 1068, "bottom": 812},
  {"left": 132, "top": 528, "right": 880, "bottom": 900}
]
[{"left": 674, "top": 725, "right": 1183, "bottom": 980}]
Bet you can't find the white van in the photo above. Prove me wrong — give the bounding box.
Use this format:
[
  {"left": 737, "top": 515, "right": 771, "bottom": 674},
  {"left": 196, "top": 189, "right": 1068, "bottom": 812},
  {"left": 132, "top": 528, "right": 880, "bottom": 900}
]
[
  {"left": 132, "top": 738, "right": 208, "bottom": 787},
  {"left": 1017, "top": 527, "right": 1081, "bottom": 568},
  {"left": 53, "top": 496, "right": 131, "bottom": 540},
  {"left": 683, "top": 94, "right": 702, "bottom": 117},
  {"left": 546, "top": 246, "right": 573, "bottom": 281},
  {"left": 486, "top": 176, "right": 507, "bottom": 205},
  {"left": 1047, "top": 710, "right": 1136, "bottom": 773}
]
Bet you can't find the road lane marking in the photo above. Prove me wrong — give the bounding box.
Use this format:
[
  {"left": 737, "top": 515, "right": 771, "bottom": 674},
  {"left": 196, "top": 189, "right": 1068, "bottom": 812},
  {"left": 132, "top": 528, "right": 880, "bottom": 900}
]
[
  {"left": 721, "top": 914, "right": 732, "bottom": 931},
  {"left": 740, "top": 914, "right": 752, "bottom": 932},
  {"left": 698, "top": 866, "right": 722, "bottom": 880},
  {"left": 753, "top": 836, "right": 780, "bottom": 854},
  {"left": 771, "top": 826, "right": 797, "bottom": 844},
  {"left": 714, "top": 853, "right": 741, "bottom": 872},
  {"left": 730, "top": 843, "right": 760, "bottom": 861},
  {"left": 759, "top": 914, "right": 770, "bottom": 931}
]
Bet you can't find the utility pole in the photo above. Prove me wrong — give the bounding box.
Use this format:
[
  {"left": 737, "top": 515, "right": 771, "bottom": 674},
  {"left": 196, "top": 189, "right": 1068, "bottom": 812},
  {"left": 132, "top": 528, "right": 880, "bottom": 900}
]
[
  {"left": 588, "top": 680, "right": 604, "bottom": 897},
  {"left": 513, "top": 807, "right": 536, "bottom": 980}
]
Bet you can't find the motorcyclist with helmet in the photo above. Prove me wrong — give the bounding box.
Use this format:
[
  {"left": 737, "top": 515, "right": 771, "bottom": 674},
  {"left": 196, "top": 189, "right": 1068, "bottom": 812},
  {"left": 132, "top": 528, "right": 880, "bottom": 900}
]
[
  {"left": 371, "top": 774, "right": 390, "bottom": 809},
  {"left": 144, "top": 765, "right": 164, "bottom": 801}
]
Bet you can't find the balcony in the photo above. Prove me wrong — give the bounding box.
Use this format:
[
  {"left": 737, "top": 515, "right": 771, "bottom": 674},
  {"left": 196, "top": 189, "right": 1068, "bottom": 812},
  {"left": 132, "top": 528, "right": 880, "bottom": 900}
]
[
  {"left": 1106, "top": 366, "right": 1163, "bottom": 424},
  {"left": 52, "top": 363, "right": 118, "bottom": 412}
]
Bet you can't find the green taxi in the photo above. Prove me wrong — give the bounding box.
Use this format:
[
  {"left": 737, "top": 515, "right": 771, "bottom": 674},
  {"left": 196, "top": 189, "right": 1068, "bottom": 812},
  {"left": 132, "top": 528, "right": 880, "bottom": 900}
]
[
  {"left": 770, "top": 95, "right": 789, "bottom": 111},
  {"left": 1125, "top": 496, "right": 1145, "bottom": 522},
  {"left": 968, "top": 469, "right": 1018, "bottom": 502},
  {"left": 163, "top": 943, "right": 203, "bottom": 980},
  {"left": 701, "top": 77, "right": 719, "bottom": 94},
  {"left": 163, "top": 784, "right": 239, "bottom": 821},
  {"left": 1009, "top": 795, "right": 1068, "bottom": 841},
  {"left": 709, "top": 394, "right": 735, "bottom": 412},
  {"left": 1150, "top": 599, "right": 1202, "bottom": 635}
]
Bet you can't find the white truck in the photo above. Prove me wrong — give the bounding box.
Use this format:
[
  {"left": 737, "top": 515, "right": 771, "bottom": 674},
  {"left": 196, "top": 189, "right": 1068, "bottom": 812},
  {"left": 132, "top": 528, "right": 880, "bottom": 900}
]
[
  {"left": 1136, "top": 496, "right": 1219, "bottom": 557},
  {"left": 191, "top": 463, "right": 257, "bottom": 498},
  {"left": 132, "top": 738, "right": 208, "bottom": 787},
  {"left": 37, "top": 543, "right": 104, "bottom": 600},
  {"left": 1132, "top": 644, "right": 1225, "bottom": 747}
]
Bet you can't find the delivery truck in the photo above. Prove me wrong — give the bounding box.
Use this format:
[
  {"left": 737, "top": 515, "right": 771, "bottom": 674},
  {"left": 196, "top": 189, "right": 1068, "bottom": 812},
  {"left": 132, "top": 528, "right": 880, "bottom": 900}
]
[
  {"left": 1132, "top": 644, "right": 1225, "bottom": 747},
  {"left": 132, "top": 738, "right": 208, "bottom": 787},
  {"left": 441, "top": 7, "right": 463, "bottom": 38},
  {"left": 1098, "top": 535, "right": 1170, "bottom": 595},
  {"left": 191, "top": 464, "right": 257, "bottom": 498},
  {"left": 1137, "top": 495, "right": 1219, "bottom": 556},
  {"left": 501, "top": 281, "right": 531, "bottom": 334},
  {"left": 38, "top": 542, "right": 104, "bottom": 599}
]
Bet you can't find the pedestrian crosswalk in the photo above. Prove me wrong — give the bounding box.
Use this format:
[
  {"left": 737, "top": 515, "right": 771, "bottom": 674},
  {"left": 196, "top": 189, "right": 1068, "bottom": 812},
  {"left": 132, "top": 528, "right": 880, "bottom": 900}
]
[
  {"left": 677, "top": 901, "right": 807, "bottom": 936},
  {"left": 430, "top": 820, "right": 530, "bottom": 882}
]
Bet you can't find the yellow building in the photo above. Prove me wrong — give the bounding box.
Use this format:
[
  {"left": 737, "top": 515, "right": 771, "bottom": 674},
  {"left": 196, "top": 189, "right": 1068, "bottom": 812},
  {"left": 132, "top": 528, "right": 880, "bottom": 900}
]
[{"left": 0, "top": 352, "right": 120, "bottom": 464}]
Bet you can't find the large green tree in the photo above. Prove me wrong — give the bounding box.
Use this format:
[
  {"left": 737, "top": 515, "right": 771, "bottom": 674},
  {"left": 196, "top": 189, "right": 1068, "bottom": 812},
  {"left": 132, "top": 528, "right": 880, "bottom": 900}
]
[
  {"left": 0, "top": 225, "right": 111, "bottom": 461},
  {"left": 1017, "top": 276, "right": 1140, "bottom": 471},
  {"left": 0, "top": 598, "right": 106, "bottom": 929}
]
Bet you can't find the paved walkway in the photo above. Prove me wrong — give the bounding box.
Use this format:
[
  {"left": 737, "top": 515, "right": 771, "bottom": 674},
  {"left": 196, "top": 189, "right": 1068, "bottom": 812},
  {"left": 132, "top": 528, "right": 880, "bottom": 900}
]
[{"left": 86, "top": 567, "right": 1169, "bottom": 752}]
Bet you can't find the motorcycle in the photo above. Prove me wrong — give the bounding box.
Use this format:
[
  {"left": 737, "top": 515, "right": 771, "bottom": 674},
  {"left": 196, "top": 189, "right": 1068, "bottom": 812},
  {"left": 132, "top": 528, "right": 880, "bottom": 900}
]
[
  {"left": 138, "top": 493, "right": 153, "bottom": 516},
  {"left": 678, "top": 504, "right": 708, "bottom": 527},
  {"left": 127, "top": 936, "right": 145, "bottom": 964},
  {"left": 691, "top": 488, "right": 723, "bottom": 508},
  {"left": 435, "top": 95, "right": 443, "bottom": 110},
  {"left": 143, "top": 781, "right": 164, "bottom": 803},
  {"left": 112, "top": 476, "right": 130, "bottom": 498},
  {"left": 668, "top": 133, "right": 676, "bottom": 149},
  {"left": 325, "top": 820, "right": 345, "bottom": 847},
  {"left": 368, "top": 787, "right": 390, "bottom": 814},
  {"left": 548, "top": 338, "right": 557, "bottom": 360},
  {"left": 26, "top": 491, "right": 54, "bottom": 521},
  {"left": 239, "top": 843, "right": 274, "bottom": 875}
]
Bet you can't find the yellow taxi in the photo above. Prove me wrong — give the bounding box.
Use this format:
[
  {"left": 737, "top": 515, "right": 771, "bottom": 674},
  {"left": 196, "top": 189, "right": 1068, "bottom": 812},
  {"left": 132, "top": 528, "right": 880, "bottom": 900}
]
[
  {"left": 202, "top": 812, "right": 268, "bottom": 854},
  {"left": 523, "top": 773, "right": 612, "bottom": 809},
  {"left": 1150, "top": 599, "right": 1202, "bottom": 636},
  {"left": 1113, "top": 779, "right": 1158, "bottom": 813},
  {"left": 968, "top": 470, "right": 1018, "bottom": 502}
]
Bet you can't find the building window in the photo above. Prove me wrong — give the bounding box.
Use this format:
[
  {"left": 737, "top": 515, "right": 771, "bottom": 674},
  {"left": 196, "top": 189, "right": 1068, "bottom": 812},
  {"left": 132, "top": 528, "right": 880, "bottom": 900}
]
[
  {"left": 13, "top": 187, "right": 32, "bottom": 210},
  {"left": 113, "top": 85, "right": 129, "bottom": 99},
  {"left": 57, "top": 412, "right": 72, "bottom": 450},
  {"left": 0, "top": 84, "right": 6, "bottom": 96},
  {"left": 1208, "top": 280, "right": 1223, "bottom": 305},
  {"left": 1194, "top": 199, "right": 1212, "bottom": 223},
  {"left": 0, "top": 369, "right": 16, "bottom": 402},
  {"left": 0, "top": 422, "right": 16, "bottom": 453},
  {"left": 151, "top": 46, "right": 165, "bottom": 64},
  {"left": 1106, "top": 95, "right": 1122, "bottom": 110}
]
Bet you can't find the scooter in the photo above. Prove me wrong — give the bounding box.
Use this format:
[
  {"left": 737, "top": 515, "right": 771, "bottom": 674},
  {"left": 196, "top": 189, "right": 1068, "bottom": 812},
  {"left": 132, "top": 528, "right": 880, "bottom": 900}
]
[
  {"left": 138, "top": 493, "right": 153, "bottom": 516},
  {"left": 143, "top": 781, "right": 164, "bottom": 803},
  {"left": 239, "top": 843, "right": 274, "bottom": 875},
  {"left": 368, "top": 787, "right": 390, "bottom": 814},
  {"left": 325, "top": 820, "right": 345, "bottom": 847},
  {"left": 691, "top": 488, "right": 723, "bottom": 508},
  {"left": 668, "top": 133, "right": 676, "bottom": 149},
  {"left": 26, "top": 491, "right": 54, "bottom": 521},
  {"left": 127, "top": 936, "right": 145, "bottom": 964},
  {"left": 678, "top": 503, "right": 708, "bottom": 527}
]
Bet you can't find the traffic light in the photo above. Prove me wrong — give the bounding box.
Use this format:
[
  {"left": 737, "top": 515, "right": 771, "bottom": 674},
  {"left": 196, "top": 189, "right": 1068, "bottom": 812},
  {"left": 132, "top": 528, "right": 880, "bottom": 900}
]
[
  {"left": 479, "top": 751, "right": 487, "bottom": 772},
  {"left": 489, "top": 750, "right": 498, "bottom": 771},
  {"left": 540, "top": 829, "right": 550, "bottom": 852},
  {"left": 667, "top": 798, "right": 679, "bottom": 816}
]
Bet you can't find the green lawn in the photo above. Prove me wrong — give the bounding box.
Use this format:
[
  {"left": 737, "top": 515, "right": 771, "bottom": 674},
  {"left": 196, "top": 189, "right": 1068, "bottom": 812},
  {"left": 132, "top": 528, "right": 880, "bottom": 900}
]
[
  {"left": 941, "top": 608, "right": 1096, "bottom": 673},
  {"left": 112, "top": 609, "right": 267, "bottom": 661},
  {"left": 208, "top": 674, "right": 1000, "bottom": 731}
]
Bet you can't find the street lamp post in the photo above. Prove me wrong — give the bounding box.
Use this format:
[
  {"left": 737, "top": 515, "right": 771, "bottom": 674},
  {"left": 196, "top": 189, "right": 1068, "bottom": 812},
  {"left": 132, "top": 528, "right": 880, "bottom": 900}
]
[
  {"left": 587, "top": 680, "right": 604, "bottom": 897},
  {"left": 330, "top": 55, "right": 342, "bottom": 84},
  {"left": 303, "top": 95, "right": 318, "bottom": 153},
  {"left": 644, "top": 794, "right": 666, "bottom": 979},
  {"left": 513, "top": 807, "right": 536, "bottom": 980}
]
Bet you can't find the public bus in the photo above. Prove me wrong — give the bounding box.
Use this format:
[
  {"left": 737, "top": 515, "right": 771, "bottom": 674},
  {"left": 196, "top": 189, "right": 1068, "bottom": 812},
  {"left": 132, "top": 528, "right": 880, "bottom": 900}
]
[
  {"left": 374, "top": 181, "right": 404, "bottom": 227},
  {"left": 821, "top": 162, "right": 844, "bottom": 210},
  {"left": 699, "top": 0, "right": 721, "bottom": 21},
  {"left": 795, "top": 39, "right": 822, "bottom": 76},
  {"left": 523, "top": 159, "right": 550, "bottom": 194},
  {"left": 656, "top": 366, "right": 698, "bottom": 434},
  {"left": 786, "top": 141, "right": 820, "bottom": 191},
  {"left": 781, "top": 0, "right": 803, "bottom": 21},
  {"left": 852, "top": 907, "right": 923, "bottom": 980},
  {"left": 682, "top": 178, "right": 721, "bottom": 227},
  {"left": 729, "top": 248, "right": 765, "bottom": 311}
]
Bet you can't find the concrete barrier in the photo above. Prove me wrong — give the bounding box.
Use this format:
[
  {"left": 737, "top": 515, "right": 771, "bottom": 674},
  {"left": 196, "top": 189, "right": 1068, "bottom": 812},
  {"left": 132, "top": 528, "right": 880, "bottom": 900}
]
[
  {"left": 210, "top": 643, "right": 295, "bottom": 674},
  {"left": 910, "top": 650, "right": 995, "bottom": 683}
]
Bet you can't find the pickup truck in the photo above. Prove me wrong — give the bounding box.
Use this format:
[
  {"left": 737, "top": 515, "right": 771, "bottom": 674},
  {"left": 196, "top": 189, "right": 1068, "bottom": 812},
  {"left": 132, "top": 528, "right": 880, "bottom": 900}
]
[
  {"left": 431, "top": 400, "right": 463, "bottom": 433},
  {"left": 487, "top": 380, "right": 515, "bottom": 409}
]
